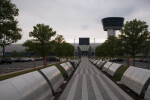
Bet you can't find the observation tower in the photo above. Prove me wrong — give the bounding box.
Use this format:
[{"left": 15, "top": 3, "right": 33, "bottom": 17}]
[{"left": 102, "top": 17, "right": 124, "bottom": 37}]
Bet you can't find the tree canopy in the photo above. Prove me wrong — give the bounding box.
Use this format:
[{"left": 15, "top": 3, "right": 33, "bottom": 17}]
[
  {"left": 53, "top": 35, "right": 74, "bottom": 60},
  {"left": 95, "top": 36, "right": 122, "bottom": 58},
  {"left": 23, "top": 24, "right": 56, "bottom": 58},
  {"left": 61, "top": 42, "right": 74, "bottom": 59},
  {"left": 0, "top": 0, "right": 22, "bottom": 57},
  {"left": 120, "top": 19, "right": 150, "bottom": 65},
  {"left": 53, "top": 35, "right": 65, "bottom": 58}
]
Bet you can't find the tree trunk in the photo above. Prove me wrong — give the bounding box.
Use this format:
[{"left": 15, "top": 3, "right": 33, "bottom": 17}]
[
  {"left": 43, "top": 56, "right": 45, "bottom": 67},
  {"left": 59, "top": 57, "right": 60, "bottom": 62},
  {"left": 126, "top": 54, "right": 130, "bottom": 67},
  {"left": 66, "top": 57, "right": 68, "bottom": 61},
  {"left": 147, "top": 57, "right": 149, "bottom": 69},
  {"left": 45, "top": 56, "right": 47, "bottom": 67},
  {"left": 133, "top": 55, "right": 135, "bottom": 66},
  {"left": 2, "top": 46, "right": 5, "bottom": 58}
]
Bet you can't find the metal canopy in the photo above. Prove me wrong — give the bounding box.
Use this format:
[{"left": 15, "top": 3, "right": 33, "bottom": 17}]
[
  {"left": 41, "top": 66, "right": 64, "bottom": 93},
  {"left": 102, "top": 62, "right": 113, "bottom": 72},
  {"left": 0, "top": 71, "right": 53, "bottom": 100},
  {"left": 78, "top": 45, "right": 90, "bottom": 51},
  {"left": 60, "top": 63, "right": 74, "bottom": 76},
  {"left": 107, "top": 63, "right": 122, "bottom": 76},
  {"left": 121, "top": 66, "right": 150, "bottom": 95},
  {"left": 97, "top": 61, "right": 105, "bottom": 68}
]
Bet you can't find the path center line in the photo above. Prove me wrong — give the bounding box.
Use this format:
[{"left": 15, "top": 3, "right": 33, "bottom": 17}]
[
  {"left": 90, "top": 75, "right": 103, "bottom": 100},
  {"left": 82, "top": 74, "right": 88, "bottom": 100},
  {"left": 96, "top": 75, "right": 119, "bottom": 100},
  {"left": 66, "top": 75, "right": 79, "bottom": 100}
]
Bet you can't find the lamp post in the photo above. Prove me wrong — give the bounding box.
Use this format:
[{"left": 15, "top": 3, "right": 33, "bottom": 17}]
[
  {"left": 94, "top": 38, "right": 95, "bottom": 60},
  {"left": 122, "top": 40, "right": 130, "bottom": 67},
  {"left": 74, "top": 38, "right": 75, "bottom": 59},
  {"left": 2, "top": 34, "right": 6, "bottom": 58}
]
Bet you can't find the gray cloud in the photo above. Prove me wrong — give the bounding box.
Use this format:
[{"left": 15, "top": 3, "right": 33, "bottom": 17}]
[
  {"left": 12, "top": 0, "right": 150, "bottom": 43},
  {"left": 81, "top": 25, "right": 89, "bottom": 30}
]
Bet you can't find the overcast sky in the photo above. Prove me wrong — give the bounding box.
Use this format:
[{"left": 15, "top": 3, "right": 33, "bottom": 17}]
[{"left": 12, "top": 0, "right": 150, "bottom": 43}]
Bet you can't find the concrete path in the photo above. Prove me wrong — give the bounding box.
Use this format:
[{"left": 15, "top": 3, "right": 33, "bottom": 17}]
[{"left": 59, "top": 57, "right": 133, "bottom": 100}]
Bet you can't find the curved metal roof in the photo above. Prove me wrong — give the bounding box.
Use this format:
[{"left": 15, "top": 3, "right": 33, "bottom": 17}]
[{"left": 102, "top": 17, "right": 124, "bottom": 31}]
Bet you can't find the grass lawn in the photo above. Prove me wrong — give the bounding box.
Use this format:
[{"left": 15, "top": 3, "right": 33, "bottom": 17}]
[{"left": 0, "top": 61, "right": 66, "bottom": 81}]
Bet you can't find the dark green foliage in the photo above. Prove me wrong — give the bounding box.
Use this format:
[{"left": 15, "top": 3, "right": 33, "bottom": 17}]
[
  {"left": 12, "top": 50, "right": 20, "bottom": 57},
  {"left": 120, "top": 19, "right": 150, "bottom": 66},
  {"left": 53, "top": 35, "right": 65, "bottom": 58},
  {"left": 95, "top": 36, "right": 123, "bottom": 58},
  {"left": 61, "top": 42, "right": 74, "bottom": 59},
  {"left": 0, "top": 0, "right": 22, "bottom": 57},
  {"left": 113, "top": 65, "right": 128, "bottom": 81},
  {"left": 53, "top": 35, "right": 74, "bottom": 60},
  {"left": 23, "top": 24, "right": 56, "bottom": 59}
]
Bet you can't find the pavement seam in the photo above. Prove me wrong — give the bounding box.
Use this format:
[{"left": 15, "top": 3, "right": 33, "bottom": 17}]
[
  {"left": 66, "top": 75, "right": 79, "bottom": 100},
  {"left": 102, "top": 74, "right": 133, "bottom": 100},
  {"left": 90, "top": 74, "right": 104, "bottom": 100},
  {"left": 96, "top": 75, "right": 119, "bottom": 100},
  {"left": 80, "top": 68, "right": 83, "bottom": 74},
  {"left": 82, "top": 74, "right": 88, "bottom": 100},
  {"left": 85, "top": 68, "right": 89, "bottom": 74},
  {"left": 90, "top": 68, "right": 95, "bottom": 74}
]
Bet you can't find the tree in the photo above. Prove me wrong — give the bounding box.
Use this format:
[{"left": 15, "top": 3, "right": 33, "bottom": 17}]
[
  {"left": 12, "top": 50, "right": 19, "bottom": 57},
  {"left": 142, "top": 41, "right": 150, "bottom": 57},
  {"left": 0, "top": 0, "right": 22, "bottom": 58},
  {"left": 53, "top": 35, "right": 65, "bottom": 60},
  {"left": 95, "top": 42, "right": 108, "bottom": 58},
  {"left": 95, "top": 36, "right": 123, "bottom": 58},
  {"left": 53, "top": 35, "right": 74, "bottom": 61},
  {"left": 105, "top": 36, "right": 122, "bottom": 57},
  {"left": 23, "top": 24, "right": 56, "bottom": 66},
  {"left": 61, "top": 42, "right": 74, "bottom": 60},
  {"left": 120, "top": 19, "right": 150, "bottom": 66}
]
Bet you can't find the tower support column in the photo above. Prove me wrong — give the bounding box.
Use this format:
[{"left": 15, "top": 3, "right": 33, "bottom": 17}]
[{"left": 107, "top": 29, "right": 116, "bottom": 37}]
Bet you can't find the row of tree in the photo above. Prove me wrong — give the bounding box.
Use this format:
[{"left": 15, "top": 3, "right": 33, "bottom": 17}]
[
  {"left": 96, "top": 19, "right": 150, "bottom": 66},
  {"left": 23, "top": 24, "right": 74, "bottom": 61},
  {"left": 0, "top": 0, "right": 74, "bottom": 65}
]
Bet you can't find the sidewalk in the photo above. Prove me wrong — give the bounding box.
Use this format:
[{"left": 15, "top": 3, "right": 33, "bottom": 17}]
[{"left": 59, "top": 57, "right": 133, "bottom": 100}]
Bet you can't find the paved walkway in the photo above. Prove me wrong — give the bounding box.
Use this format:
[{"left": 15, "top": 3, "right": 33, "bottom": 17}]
[{"left": 59, "top": 57, "right": 133, "bottom": 100}]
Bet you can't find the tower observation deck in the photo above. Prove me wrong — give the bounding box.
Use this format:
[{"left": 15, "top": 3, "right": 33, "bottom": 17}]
[{"left": 102, "top": 17, "right": 124, "bottom": 37}]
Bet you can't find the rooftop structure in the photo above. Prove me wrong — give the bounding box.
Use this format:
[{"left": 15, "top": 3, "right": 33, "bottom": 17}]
[
  {"left": 78, "top": 38, "right": 91, "bottom": 56},
  {"left": 102, "top": 17, "right": 124, "bottom": 37}
]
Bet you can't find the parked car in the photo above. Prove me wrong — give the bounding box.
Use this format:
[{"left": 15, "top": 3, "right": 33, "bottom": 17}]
[
  {"left": 48, "top": 57, "right": 60, "bottom": 62},
  {"left": 135, "top": 58, "right": 139, "bottom": 62},
  {"left": 110, "top": 58, "right": 124, "bottom": 62},
  {"left": 138, "top": 59, "right": 144, "bottom": 62},
  {"left": 35, "top": 57, "right": 43, "bottom": 61},
  {"left": 143, "top": 59, "right": 150, "bottom": 63},
  {"left": 14, "top": 58, "right": 22, "bottom": 62},
  {"left": 1, "top": 58, "right": 12, "bottom": 64},
  {"left": 30, "top": 58, "right": 35, "bottom": 61},
  {"left": 10, "top": 58, "right": 17, "bottom": 62}
]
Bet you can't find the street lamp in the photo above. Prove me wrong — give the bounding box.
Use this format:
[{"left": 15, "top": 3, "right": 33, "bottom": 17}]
[
  {"left": 74, "top": 38, "right": 75, "bottom": 59},
  {"left": 94, "top": 38, "right": 95, "bottom": 60},
  {"left": 122, "top": 40, "right": 130, "bottom": 67}
]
